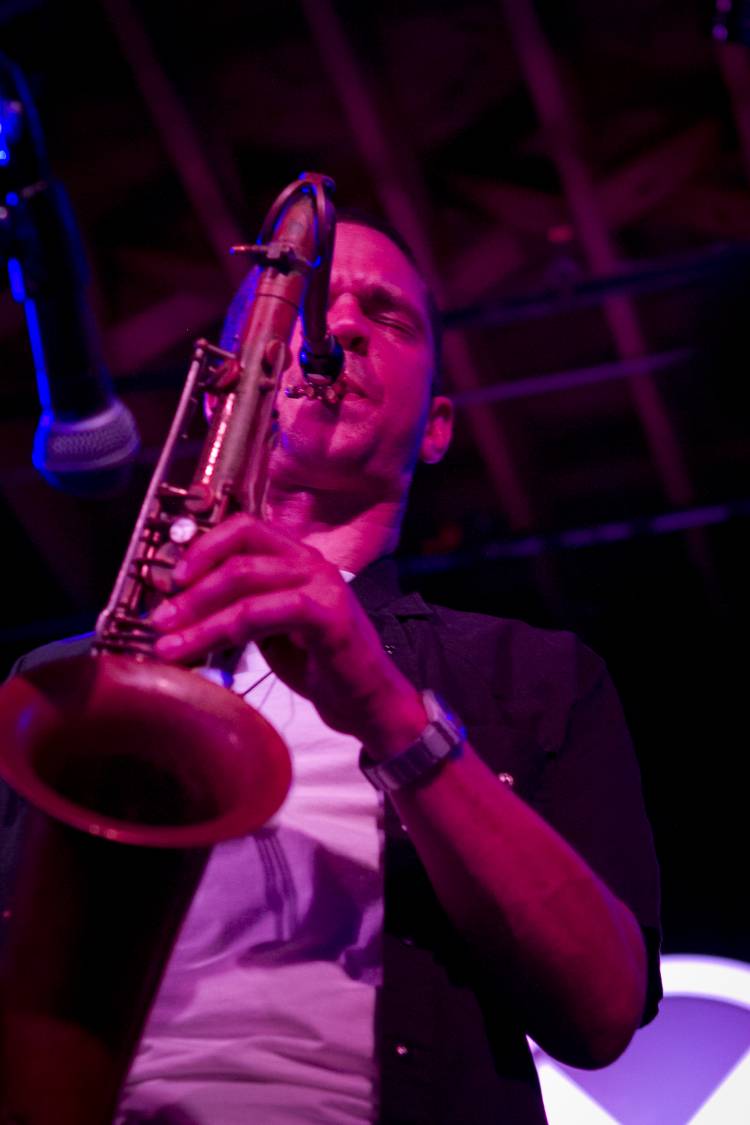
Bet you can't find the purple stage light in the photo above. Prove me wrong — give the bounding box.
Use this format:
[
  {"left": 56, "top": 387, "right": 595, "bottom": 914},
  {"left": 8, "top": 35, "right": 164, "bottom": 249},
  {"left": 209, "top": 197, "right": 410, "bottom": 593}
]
[{"left": 532, "top": 955, "right": 750, "bottom": 1124}]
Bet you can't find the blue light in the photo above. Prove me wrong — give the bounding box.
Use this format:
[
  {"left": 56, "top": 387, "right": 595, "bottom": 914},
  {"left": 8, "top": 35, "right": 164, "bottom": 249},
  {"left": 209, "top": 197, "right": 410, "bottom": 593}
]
[
  {"left": 7, "top": 257, "right": 26, "bottom": 302},
  {"left": 5, "top": 191, "right": 19, "bottom": 206},
  {"left": 23, "top": 296, "right": 52, "bottom": 413},
  {"left": 0, "top": 149, "right": 9, "bottom": 164},
  {"left": 0, "top": 99, "right": 23, "bottom": 149},
  {"left": 7, "top": 260, "right": 52, "bottom": 413}
]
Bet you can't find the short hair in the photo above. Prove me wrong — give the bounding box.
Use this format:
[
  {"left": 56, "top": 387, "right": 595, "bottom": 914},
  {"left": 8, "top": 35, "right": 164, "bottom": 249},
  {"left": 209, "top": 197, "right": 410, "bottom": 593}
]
[{"left": 220, "top": 207, "right": 444, "bottom": 394}]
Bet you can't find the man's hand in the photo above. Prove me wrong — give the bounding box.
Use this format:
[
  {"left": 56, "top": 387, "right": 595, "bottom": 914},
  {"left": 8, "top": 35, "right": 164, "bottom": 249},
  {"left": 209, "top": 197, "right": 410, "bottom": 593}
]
[
  {"left": 151, "top": 514, "right": 649, "bottom": 1066},
  {"left": 151, "top": 513, "right": 426, "bottom": 755}
]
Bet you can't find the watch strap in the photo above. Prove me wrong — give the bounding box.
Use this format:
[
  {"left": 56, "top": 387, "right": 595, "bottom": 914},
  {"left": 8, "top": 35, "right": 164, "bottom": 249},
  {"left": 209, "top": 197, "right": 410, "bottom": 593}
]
[{"left": 359, "top": 689, "right": 466, "bottom": 792}]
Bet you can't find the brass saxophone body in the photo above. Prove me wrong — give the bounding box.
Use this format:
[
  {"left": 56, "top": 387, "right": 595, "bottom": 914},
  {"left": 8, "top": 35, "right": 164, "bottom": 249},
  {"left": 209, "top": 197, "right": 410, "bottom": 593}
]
[{"left": 0, "top": 172, "right": 340, "bottom": 1125}]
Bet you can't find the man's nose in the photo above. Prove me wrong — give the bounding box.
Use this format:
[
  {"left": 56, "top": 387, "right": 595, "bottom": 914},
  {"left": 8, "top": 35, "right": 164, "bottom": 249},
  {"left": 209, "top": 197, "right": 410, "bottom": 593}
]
[{"left": 328, "top": 295, "right": 369, "bottom": 355}]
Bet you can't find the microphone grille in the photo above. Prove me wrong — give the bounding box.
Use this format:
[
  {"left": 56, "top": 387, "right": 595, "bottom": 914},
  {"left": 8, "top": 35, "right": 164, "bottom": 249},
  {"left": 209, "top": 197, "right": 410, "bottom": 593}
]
[{"left": 33, "top": 399, "right": 140, "bottom": 495}]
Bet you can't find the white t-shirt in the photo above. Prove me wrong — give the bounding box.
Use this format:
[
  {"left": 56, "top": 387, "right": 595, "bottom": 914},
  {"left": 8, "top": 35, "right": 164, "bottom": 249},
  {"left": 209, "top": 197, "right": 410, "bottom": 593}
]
[{"left": 118, "top": 610, "right": 384, "bottom": 1124}]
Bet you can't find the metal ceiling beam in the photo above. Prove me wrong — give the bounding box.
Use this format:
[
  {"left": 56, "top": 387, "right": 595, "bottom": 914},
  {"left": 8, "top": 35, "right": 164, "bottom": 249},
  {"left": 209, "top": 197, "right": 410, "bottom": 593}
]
[
  {"left": 445, "top": 120, "right": 719, "bottom": 324},
  {"left": 454, "top": 177, "right": 564, "bottom": 237},
  {"left": 100, "top": 0, "right": 247, "bottom": 288},
  {"left": 444, "top": 242, "right": 750, "bottom": 329},
  {"left": 455, "top": 119, "right": 719, "bottom": 248},
  {"left": 401, "top": 498, "right": 750, "bottom": 575},
  {"left": 105, "top": 291, "right": 228, "bottom": 376},
  {"left": 114, "top": 248, "right": 225, "bottom": 297},
  {"left": 715, "top": 41, "right": 750, "bottom": 186},
  {"left": 598, "top": 120, "right": 720, "bottom": 229},
  {"left": 500, "top": 0, "right": 695, "bottom": 512},
  {"left": 445, "top": 226, "right": 528, "bottom": 306},
  {"left": 450, "top": 349, "right": 691, "bottom": 407},
  {"left": 662, "top": 184, "right": 750, "bottom": 238},
  {"left": 300, "top": 0, "right": 535, "bottom": 531}
]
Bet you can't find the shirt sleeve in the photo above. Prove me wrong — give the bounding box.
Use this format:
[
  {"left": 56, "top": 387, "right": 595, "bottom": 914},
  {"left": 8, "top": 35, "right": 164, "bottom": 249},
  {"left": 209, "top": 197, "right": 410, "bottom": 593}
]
[{"left": 535, "top": 641, "right": 662, "bottom": 1025}]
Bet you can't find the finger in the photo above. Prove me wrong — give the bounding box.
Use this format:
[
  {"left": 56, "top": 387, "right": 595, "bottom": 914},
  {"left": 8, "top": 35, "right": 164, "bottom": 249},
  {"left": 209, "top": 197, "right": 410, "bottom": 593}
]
[
  {"left": 175, "top": 513, "right": 314, "bottom": 585},
  {"left": 150, "top": 556, "right": 309, "bottom": 630},
  {"left": 154, "top": 588, "right": 319, "bottom": 664}
]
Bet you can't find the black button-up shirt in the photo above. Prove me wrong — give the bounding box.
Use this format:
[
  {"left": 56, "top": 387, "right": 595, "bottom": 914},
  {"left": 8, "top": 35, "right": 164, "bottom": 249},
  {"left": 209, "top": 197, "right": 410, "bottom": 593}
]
[{"left": 0, "top": 556, "right": 661, "bottom": 1124}]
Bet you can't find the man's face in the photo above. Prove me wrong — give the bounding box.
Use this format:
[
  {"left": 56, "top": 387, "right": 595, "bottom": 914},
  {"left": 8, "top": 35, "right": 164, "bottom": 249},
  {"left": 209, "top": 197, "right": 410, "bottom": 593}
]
[{"left": 270, "top": 222, "right": 449, "bottom": 499}]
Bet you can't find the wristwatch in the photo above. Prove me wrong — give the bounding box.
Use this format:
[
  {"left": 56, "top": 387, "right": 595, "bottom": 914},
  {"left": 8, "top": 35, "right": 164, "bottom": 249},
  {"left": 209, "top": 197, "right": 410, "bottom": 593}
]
[{"left": 359, "top": 690, "right": 467, "bottom": 792}]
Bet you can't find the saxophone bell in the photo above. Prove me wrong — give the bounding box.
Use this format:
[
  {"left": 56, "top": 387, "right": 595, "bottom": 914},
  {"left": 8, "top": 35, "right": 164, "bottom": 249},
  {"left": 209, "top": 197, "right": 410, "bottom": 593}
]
[{"left": 0, "top": 171, "right": 339, "bottom": 1125}]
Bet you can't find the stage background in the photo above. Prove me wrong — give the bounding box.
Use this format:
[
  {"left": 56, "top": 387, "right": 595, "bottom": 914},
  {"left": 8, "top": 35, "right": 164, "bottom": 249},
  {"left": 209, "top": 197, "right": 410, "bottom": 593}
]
[{"left": 1, "top": 0, "right": 748, "bottom": 989}]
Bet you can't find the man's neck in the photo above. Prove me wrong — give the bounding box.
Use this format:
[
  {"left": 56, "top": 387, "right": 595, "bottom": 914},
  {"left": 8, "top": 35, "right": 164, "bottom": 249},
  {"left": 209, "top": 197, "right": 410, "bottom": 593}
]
[{"left": 265, "top": 482, "right": 405, "bottom": 574}]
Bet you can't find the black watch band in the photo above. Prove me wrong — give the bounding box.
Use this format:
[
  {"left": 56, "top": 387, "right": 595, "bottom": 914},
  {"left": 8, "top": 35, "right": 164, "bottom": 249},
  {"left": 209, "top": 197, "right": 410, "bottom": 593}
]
[{"left": 359, "top": 690, "right": 466, "bottom": 792}]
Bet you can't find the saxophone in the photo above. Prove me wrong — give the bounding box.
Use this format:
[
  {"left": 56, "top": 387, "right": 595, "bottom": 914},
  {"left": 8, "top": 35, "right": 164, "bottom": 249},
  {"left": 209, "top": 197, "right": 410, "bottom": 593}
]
[{"left": 0, "top": 172, "right": 342, "bottom": 1125}]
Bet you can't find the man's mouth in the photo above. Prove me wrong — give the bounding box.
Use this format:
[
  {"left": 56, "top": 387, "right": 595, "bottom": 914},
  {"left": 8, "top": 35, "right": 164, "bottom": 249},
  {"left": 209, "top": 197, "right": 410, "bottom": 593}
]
[
  {"left": 339, "top": 372, "right": 367, "bottom": 397},
  {"left": 338, "top": 358, "right": 384, "bottom": 403},
  {"left": 283, "top": 363, "right": 381, "bottom": 404}
]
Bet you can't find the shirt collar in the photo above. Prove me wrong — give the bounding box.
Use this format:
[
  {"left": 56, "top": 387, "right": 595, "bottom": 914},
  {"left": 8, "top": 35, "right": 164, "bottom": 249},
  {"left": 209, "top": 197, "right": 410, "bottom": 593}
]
[{"left": 351, "top": 556, "right": 434, "bottom": 619}]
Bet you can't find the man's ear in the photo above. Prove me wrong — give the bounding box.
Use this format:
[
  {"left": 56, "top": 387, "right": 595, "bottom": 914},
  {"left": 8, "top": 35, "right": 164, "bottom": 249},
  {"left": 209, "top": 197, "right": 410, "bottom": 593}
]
[{"left": 419, "top": 395, "right": 454, "bottom": 464}]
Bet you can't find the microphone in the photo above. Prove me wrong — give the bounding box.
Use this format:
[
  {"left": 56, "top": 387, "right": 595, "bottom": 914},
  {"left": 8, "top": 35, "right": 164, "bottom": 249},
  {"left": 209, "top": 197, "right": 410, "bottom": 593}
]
[{"left": 0, "top": 53, "right": 139, "bottom": 496}]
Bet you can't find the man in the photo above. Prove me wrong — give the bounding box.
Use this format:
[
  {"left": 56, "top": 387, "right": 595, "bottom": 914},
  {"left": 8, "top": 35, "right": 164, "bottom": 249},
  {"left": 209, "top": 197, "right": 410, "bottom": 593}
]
[{"left": 5, "top": 218, "right": 661, "bottom": 1124}]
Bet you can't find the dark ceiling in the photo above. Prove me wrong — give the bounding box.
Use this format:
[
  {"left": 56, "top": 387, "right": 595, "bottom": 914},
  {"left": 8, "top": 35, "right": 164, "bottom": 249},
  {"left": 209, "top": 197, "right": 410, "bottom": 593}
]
[{"left": 1, "top": 0, "right": 749, "bottom": 959}]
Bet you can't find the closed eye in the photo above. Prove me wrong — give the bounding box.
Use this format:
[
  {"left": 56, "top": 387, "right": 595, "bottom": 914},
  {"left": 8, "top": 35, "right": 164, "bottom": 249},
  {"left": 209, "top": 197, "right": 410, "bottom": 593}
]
[
  {"left": 328, "top": 280, "right": 427, "bottom": 341},
  {"left": 364, "top": 295, "right": 422, "bottom": 338},
  {"left": 373, "top": 312, "right": 416, "bottom": 335}
]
